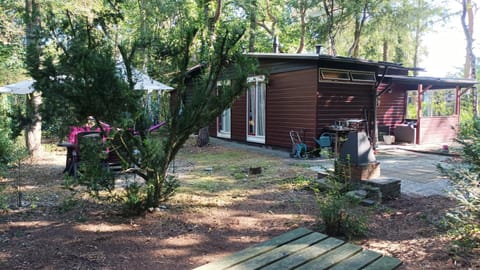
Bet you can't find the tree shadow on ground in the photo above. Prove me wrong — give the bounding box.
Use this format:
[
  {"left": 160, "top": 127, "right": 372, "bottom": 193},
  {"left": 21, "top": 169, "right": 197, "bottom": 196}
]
[{"left": 0, "top": 186, "right": 318, "bottom": 269}]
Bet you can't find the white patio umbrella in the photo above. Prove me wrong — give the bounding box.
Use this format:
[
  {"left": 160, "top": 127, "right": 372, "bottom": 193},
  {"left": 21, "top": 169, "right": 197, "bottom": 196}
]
[
  {"left": 131, "top": 68, "right": 174, "bottom": 92},
  {"left": 116, "top": 61, "right": 174, "bottom": 124},
  {"left": 1, "top": 65, "right": 174, "bottom": 95},
  {"left": 115, "top": 61, "right": 173, "bottom": 93},
  {"left": 0, "top": 79, "right": 36, "bottom": 94}
]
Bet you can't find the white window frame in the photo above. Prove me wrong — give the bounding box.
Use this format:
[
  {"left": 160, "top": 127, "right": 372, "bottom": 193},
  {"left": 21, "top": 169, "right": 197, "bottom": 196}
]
[
  {"left": 217, "top": 80, "right": 231, "bottom": 138},
  {"left": 246, "top": 75, "right": 266, "bottom": 144},
  {"left": 217, "top": 108, "right": 231, "bottom": 138}
]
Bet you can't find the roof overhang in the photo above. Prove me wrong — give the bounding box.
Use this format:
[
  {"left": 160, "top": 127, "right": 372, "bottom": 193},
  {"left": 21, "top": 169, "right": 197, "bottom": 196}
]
[{"left": 384, "top": 74, "right": 479, "bottom": 90}]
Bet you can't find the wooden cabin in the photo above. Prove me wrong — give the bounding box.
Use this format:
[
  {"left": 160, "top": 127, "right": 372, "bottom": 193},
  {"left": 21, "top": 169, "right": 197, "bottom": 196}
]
[{"left": 207, "top": 53, "right": 477, "bottom": 150}]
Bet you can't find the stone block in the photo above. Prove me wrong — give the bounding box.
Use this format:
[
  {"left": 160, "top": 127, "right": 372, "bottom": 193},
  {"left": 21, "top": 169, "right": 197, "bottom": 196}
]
[
  {"left": 350, "top": 162, "right": 381, "bottom": 181},
  {"left": 363, "top": 178, "right": 401, "bottom": 201}
]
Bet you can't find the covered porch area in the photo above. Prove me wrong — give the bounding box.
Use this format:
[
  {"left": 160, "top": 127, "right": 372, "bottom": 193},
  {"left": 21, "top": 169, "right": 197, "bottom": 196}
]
[{"left": 377, "top": 75, "right": 478, "bottom": 145}]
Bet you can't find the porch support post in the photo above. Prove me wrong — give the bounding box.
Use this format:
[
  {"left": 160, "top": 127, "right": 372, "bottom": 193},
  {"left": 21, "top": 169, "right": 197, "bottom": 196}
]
[
  {"left": 416, "top": 84, "right": 423, "bottom": 145},
  {"left": 455, "top": 86, "right": 461, "bottom": 115},
  {"left": 373, "top": 88, "right": 378, "bottom": 148}
]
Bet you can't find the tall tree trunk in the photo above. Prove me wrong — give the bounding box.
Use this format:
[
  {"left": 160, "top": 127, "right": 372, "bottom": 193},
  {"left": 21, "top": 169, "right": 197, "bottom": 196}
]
[
  {"left": 382, "top": 39, "right": 388, "bottom": 62},
  {"left": 461, "top": 0, "right": 477, "bottom": 117},
  {"left": 296, "top": 6, "right": 307, "bottom": 53},
  {"left": 412, "top": 1, "right": 422, "bottom": 76},
  {"left": 26, "top": 92, "right": 42, "bottom": 156},
  {"left": 323, "top": 0, "right": 337, "bottom": 55},
  {"left": 348, "top": 1, "right": 368, "bottom": 58},
  {"left": 25, "top": 0, "right": 42, "bottom": 157},
  {"left": 198, "top": 0, "right": 223, "bottom": 145},
  {"left": 462, "top": 0, "right": 476, "bottom": 79},
  {"left": 248, "top": 0, "right": 257, "bottom": 52}
]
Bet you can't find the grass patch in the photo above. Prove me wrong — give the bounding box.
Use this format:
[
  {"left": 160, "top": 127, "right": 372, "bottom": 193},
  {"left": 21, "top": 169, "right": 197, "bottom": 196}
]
[
  {"left": 171, "top": 142, "right": 316, "bottom": 209},
  {"left": 280, "top": 175, "right": 316, "bottom": 190}
]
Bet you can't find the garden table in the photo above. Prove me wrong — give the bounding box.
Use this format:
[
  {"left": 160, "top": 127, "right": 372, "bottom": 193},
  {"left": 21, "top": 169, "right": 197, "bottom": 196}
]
[{"left": 195, "top": 227, "right": 402, "bottom": 270}]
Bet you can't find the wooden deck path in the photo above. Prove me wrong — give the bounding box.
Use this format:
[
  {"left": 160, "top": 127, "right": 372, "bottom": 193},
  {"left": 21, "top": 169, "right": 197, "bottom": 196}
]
[{"left": 194, "top": 228, "right": 402, "bottom": 270}]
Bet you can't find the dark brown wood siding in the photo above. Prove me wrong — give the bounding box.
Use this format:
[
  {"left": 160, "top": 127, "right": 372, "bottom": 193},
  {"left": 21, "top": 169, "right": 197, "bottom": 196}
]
[
  {"left": 316, "top": 82, "right": 375, "bottom": 137},
  {"left": 266, "top": 68, "right": 318, "bottom": 149},
  {"left": 208, "top": 121, "right": 217, "bottom": 137},
  {"left": 231, "top": 94, "right": 246, "bottom": 141},
  {"left": 377, "top": 83, "right": 407, "bottom": 131}
]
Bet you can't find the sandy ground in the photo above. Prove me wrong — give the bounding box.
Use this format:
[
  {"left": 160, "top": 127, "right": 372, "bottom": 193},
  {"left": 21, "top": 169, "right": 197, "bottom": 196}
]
[{"left": 0, "top": 143, "right": 478, "bottom": 269}]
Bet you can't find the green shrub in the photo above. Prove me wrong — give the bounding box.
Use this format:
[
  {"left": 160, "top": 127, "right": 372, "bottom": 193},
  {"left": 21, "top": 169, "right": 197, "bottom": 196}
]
[
  {"left": 438, "top": 118, "right": 480, "bottom": 258},
  {"left": 0, "top": 129, "right": 15, "bottom": 166},
  {"left": 58, "top": 196, "right": 80, "bottom": 213},
  {"left": 317, "top": 193, "right": 368, "bottom": 240},
  {"left": 122, "top": 182, "right": 144, "bottom": 216},
  {"left": 315, "top": 158, "right": 367, "bottom": 240},
  {"left": 0, "top": 129, "right": 27, "bottom": 172},
  {"left": 77, "top": 136, "right": 115, "bottom": 195}
]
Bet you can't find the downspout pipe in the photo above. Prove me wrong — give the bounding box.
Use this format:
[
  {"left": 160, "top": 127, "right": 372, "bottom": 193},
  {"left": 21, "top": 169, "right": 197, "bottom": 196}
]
[{"left": 372, "top": 66, "right": 390, "bottom": 149}]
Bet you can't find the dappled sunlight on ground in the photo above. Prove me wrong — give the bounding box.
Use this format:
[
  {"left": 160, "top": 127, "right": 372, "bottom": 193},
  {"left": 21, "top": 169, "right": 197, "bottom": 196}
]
[
  {"left": 161, "top": 234, "right": 204, "bottom": 247},
  {"left": 1, "top": 220, "right": 55, "bottom": 228},
  {"left": 1, "top": 141, "right": 478, "bottom": 269},
  {"left": 75, "top": 223, "right": 134, "bottom": 233}
]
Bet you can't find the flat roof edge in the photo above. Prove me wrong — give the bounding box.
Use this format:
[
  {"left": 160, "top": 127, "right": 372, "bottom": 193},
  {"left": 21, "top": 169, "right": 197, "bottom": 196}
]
[
  {"left": 384, "top": 74, "right": 479, "bottom": 85},
  {"left": 245, "top": 52, "right": 408, "bottom": 69}
]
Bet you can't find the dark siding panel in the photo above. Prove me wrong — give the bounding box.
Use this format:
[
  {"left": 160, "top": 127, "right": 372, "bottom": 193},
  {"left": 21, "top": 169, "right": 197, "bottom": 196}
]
[
  {"left": 316, "top": 83, "right": 375, "bottom": 135},
  {"left": 258, "top": 59, "right": 317, "bottom": 74},
  {"left": 231, "top": 94, "right": 246, "bottom": 141},
  {"left": 209, "top": 121, "right": 216, "bottom": 136},
  {"left": 266, "top": 69, "right": 318, "bottom": 149},
  {"left": 377, "top": 83, "right": 407, "bottom": 130}
]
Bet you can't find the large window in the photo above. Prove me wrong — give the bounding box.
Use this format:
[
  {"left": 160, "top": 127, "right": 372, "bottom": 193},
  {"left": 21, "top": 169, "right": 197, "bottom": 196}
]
[
  {"left": 406, "top": 89, "right": 456, "bottom": 118},
  {"left": 422, "top": 89, "right": 456, "bottom": 117},
  {"left": 217, "top": 80, "right": 231, "bottom": 138},
  {"left": 247, "top": 75, "right": 266, "bottom": 143}
]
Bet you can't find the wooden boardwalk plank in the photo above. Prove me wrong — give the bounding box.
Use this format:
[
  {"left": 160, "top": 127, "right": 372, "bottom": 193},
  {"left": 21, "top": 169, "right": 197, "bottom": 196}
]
[
  {"left": 261, "top": 237, "right": 345, "bottom": 270},
  {"left": 330, "top": 250, "right": 383, "bottom": 270},
  {"left": 194, "top": 228, "right": 312, "bottom": 270},
  {"left": 228, "top": 232, "right": 328, "bottom": 270},
  {"left": 295, "top": 243, "right": 362, "bottom": 270},
  {"left": 363, "top": 256, "right": 403, "bottom": 270}
]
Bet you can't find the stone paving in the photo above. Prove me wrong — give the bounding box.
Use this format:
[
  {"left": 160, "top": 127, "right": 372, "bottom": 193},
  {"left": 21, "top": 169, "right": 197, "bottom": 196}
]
[
  {"left": 211, "top": 138, "right": 457, "bottom": 197},
  {"left": 374, "top": 146, "right": 454, "bottom": 197}
]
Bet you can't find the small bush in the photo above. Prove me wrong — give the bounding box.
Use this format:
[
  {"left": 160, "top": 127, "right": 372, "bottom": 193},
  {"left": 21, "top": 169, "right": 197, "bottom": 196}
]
[
  {"left": 0, "top": 129, "right": 27, "bottom": 177},
  {"left": 160, "top": 175, "right": 180, "bottom": 201},
  {"left": 317, "top": 193, "right": 367, "bottom": 239},
  {"left": 77, "top": 137, "right": 115, "bottom": 195},
  {"left": 122, "top": 182, "right": 144, "bottom": 216},
  {"left": 315, "top": 158, "right": 367, "bottom": 240},
  {"left": 0, "top": 129, "right": 14, "bottom": 164}
]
